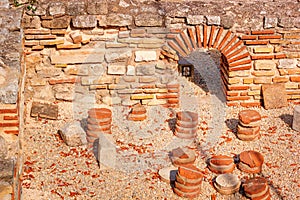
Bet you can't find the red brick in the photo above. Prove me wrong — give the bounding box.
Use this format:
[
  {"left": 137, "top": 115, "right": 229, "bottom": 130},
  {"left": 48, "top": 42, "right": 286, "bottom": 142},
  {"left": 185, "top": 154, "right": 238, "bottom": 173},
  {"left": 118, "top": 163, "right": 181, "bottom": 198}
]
[
  {"left": 228, "top": 59, "right": 251, "bottom": 67},
  {"left": 166, "top": 34, "right": 176, "bottom": 39},
  {"left": 218, "top": 31, "right": 232, "bottom": 50},
  {"left": 228, "top": 52, "right": 250, "bottom": 63},
  {"left": 273, "top": 77, "right": 289, "bottom": 83},
  {"left": 290, "top": 76, "right": 300, "bottom": 82},
  {"left": 203, "top": 25, "right": 207, "bottom": 48},
  {"left": 208, "top": 26, "right": 216, "bottom": 48},
  {"left": 224, "top": 40, "right": 244, "bottom": 56},
  {"left": 226, "top": 101, "right": 239, "bottom": 107},
  {"left": 251, "top": 55, "right": 274, "bottom": 60},
  {"left": 168, "top": 99, "right": 179, "bottom": 104},
  {"left": 245, "top": 40, "right": 268, "bottom": 45},
  {"left": 4, "top": 130, "right": 19, "bottom": 135},
  {"left": 221, "top": 36, "right": 238, "bottom": 52},
  {"left": 258, "top": 35, "right": 281, "bottom": 39},
  {"left": 156, "top": 94, "right": 179, "bottom": 99},
  {"left": 227, "top": 85, "right": 250, "bottom": 91},
  {"left": 226, "top": 46, "right": 247, "bottom": 59},
  {"left": 228, "top": 64, "right": 251, "bottom": 72},
  {"left": 195, "top": 25, "right": 202, "bottom": 48},
  {"left": 251, "top": 30, "right": 275, "bottom": 35},
  {"left": 240, "top": 102, "right": 261, "bottom": 107},
  {"left": 0, "top": 108, "right": 17, "bottom": 114},
  {"left": 212, "top": 27, "right": 223, "bottom": 48},
  {"left": 178, "top": 165, "right": 203, "bottom": 180},
  {"left": 170, "top": 29, "right": 181, "bottom": 33},
  {"left": 227, "top": 96, "right": 251, "bottom": 101},
  {"left": 49, "top": 77, "right": 77, "bottom": 85},
  {"left": 226, "top": 91, "right": 239, "bottom": 96},
  {"left": 127, "top": 114, "right": 147, "bottom": 121},
  {"left": 241, "top": 35, "right": 257, "bottom": 40},
  {"left": 0, "top": 122, "right": 19, "bottom": 127},
  {"left": 3, "top": 115, "right": 18, "bottom": 120},
  {"left": 187, "top": 28, "right": 197, "bottom": 49},
  {"left": 167, "top": 83, "right": 180, "bottom": 88},
  {"left": 180, "top": 31, "right": 193, "bottom": 51},
  {"left": 138, "top": 84, "right": 156, "bottom": 89},
  {"left": 275, "top": 54, "right": 286, "bottom": 59},
  {"left": 175, "top": 36, "right": 189, "bottom": 55},
  {"left": 167, "top": 41, "right": 187, "bottom": 57}
]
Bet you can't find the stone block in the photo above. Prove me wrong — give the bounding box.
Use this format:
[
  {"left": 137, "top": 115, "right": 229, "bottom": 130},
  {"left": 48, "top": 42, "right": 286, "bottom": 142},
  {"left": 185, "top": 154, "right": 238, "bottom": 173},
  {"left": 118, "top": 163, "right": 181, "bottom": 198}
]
[
  {"left": 69, "top": 31, "right": 82, "bottom": 44},
  {"left": 278, "top": 59, "right": 297, "bottom": 69},
  {"left": 102, "top": 96, "right": 121, "bottom": 105},
  {"left": 279, "top": 17, "right": 297, "bottom": 28},
  {"left": 72, "top": 15, "right": 97, "bottom": 28},
  {"left": 49, "top": 2, "right": 66, "bottom": 16},
  {"left": 31, "top": 101, "right": 58, "bottom": 120},
  {"left": 59, "top": 121, "right": 87, "bottom": 147},
  {"left": 254, "top": 60, "right": 276, "bottom": 70},
  {"left": 264, "top": 16, "right": 278, "bottom": 29},
  {"left": 50, "top": 49, "right": 105, "bottom": 64},
  {"left": 98, "top": 133, "right": 116, "bottom": 168},
  {"left": 67, "top": 2, "right": 86, "bottom": 15},
  {"left": 105, "top": 50, "right": 132, "bottom": 63},
  {"left": 87, "top": 0, "right": 108, "bottom": 15},
  {"left": 0, "top": 136, "right": 6, "bottom": 159},
  {"left": 136, "top": 64, "right": 156, "bottom": 75},
  {"left": 206, "top": 15, "right": 221, "bottom": 25},
  {"left": 53, "top": 84, "right": 75, "bottom": 101},
  {"left": 42, "top": 16, "right": 70, "bottom": 29},
  {"left": 135, "top": 51, "right": 157, "bottom": 62},
  {"left": 135, "top": 14, "right": 163, "bottom": 27},
  {"left": 106, "top": 14, "right": 132, "bottom": 26},
  {"left": 22, "top": 15, "right": 41, "bottom": 29},
  {"left": 107, "top": 64, "right": 126, "bottom": 75},
  {"left": 253, "top": 47, "right": 273, "bottom": 53},
  {"left": 187, "top": 15, "right": 205, "bottom": 25},
  {"left": 292, "top": 105, "right": 300, "bottom": 131},
  {"left": 126, "top": 65, "right": 135, "bottom": 76},
  {"left": 262, "top": 83, "right": 287, "bottom": 109}
]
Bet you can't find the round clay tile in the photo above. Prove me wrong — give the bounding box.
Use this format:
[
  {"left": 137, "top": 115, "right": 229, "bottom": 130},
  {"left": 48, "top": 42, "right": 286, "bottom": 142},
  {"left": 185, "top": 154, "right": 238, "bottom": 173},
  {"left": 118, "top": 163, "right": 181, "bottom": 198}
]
[
  {"left": 238, "top": 110, "right": 261, "bottom": 124},
  {"left": 158, "top": 166, "right": 178, "bottom": 183},
  {"left": 88, "top": 108, "right": 112, "bottom": 119},
  {"left": 178, "top": 164, "right": 203, "bottom": 180},
  {"left": 237, "top": 124, "right": 260, "bottom": 135},
  {"left": 243, "top": 177, "right": 269, "bottom": 198},
  {"left": 171, "top": 147, "right": 196, "bottom": 166},
  {"left": 210, "top": 155, "right": 234, "bottom": 166},
  {"left": 176, "top": 173, "right": 202, "bottom": 186},
  {"left": 214, "top": 174, "right": 241, "bottom": 195},
  {"left": 175, "top": 181, "right": 201, "bottom": 193},
  {"left": 176, "top": 120, "right": 198, "bottom": 128},
  {"left": 237, "top": 132, "right": 260, "bottom": 141},
  {"left": 173, "top": 187, "right": 201, "bottom": 199},
  {"left": 177, "top": 111, "right": 198, "bottom": 122},
  {"left": 239, "top": 150, "right": 264, "bottom": 168},
  {"left": 87, "top": 117, "right": 112, "bottom": 126}
]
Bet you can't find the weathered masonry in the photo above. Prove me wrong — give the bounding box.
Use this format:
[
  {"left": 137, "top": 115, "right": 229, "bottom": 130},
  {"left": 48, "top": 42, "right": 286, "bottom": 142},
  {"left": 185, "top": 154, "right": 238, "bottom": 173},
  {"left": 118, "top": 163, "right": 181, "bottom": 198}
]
[{"left": 0, "top": 0, "right": 300, "bottom": 198}]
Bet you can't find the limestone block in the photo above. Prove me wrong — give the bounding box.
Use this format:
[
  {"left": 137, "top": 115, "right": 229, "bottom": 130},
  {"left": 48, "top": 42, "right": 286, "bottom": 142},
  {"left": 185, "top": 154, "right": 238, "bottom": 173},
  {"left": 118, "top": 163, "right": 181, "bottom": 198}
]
[
  {"left": 72, "top": 15, "right": 97, "bottom": 28},
  {"left": 279, "top": 17, "right": 297, "bottom": 28},
  {"left": 135, "top": 51, "right": 157, "bottom": 62},
  {"left": 262, "top": 83, "right": 287, "bottom": 109},
  {"left": 102, "top": 96, "right": 122, "bottom": 105},
  {"left": 53, "top": 84, "right": 75, "bottom": 101},
  {"left": 50, "top": 49, "right": 105, "bottom": 64},
  {"left": 264, "top": 16, "right": 278, "bottom": 29},
  {"left": 135, "top": 14, "right": 163, "bottom": 27},
  {"left": 107, "top": 64, "right": 126, "bottom": 75},
  {"left": 278, "top": 59, "right": 297, "bottom": 69},
  {"left": 22, "top": 15, "right": 41, "bottom": 29},
  {"left": 31, "top": 101, "right": 58, "bottom": 120},
  {"left": 59, "top": 121, "right": 87, "bottom": 147},
  {"left": 105, "top": 50, "right": 132, "bottom": 63},
  {"left": 106, "top": 14, "right": 132, "bottom": 26},
  {"left": 254, "top": 60, "right": 276, "bottom": 70},
  {"left": 187, "top": 15, "right": 205, "bottom": 25},
  {"left": 98, "top": 133, "right": 116, "bottom": 168},
  {"left": 136, "top": 64, "right": 156, "bottom": 75},
  {"left": 67, "top": 2, "right": 86, "bottom": 15},
  {"left": 49, "top": 2, "right": 66, "bottom": 16},
  {"left": 206, "top": 15, "right": 221, "bottom": 25},
  {"left": 0, "top": 136, "right": 6, "bottom": 159},
  {"left": 292, "top": 105, "right": 300, "bottom": 131},
  {"left": 42, "top": 16, "right": 70, "bottom": 29},
  {"left": 69, "top": 31, "right": 82, "bottom": 44},
  {"left": 87, "top": 0, "right": 108, "bottom": 15},
  {"left": 127, "top": 65, "right": 135, "bottom": 76}
]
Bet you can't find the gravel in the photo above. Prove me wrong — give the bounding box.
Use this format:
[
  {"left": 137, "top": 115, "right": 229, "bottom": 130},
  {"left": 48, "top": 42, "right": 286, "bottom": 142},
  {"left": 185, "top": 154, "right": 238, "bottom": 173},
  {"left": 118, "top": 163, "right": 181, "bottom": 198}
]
[{"left": 21, "top": 51, "right": 300, "bottom": 199}]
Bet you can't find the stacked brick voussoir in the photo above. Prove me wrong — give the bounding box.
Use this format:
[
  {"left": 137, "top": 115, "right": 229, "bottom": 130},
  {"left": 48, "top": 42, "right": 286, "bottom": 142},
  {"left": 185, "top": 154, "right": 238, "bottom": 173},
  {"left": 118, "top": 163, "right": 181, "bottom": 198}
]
[
  {"left": 174, "top": 111, "right": 198, "bottom": 139},
  {"left": 0, "top": 104, "right": 19, "bottom": 135},
  {"left": 86, "top": 108, "right": 112, "bottom": 145},
  {"left": 237, "top": 110, "right": 261, "bottom": 141},
  {"left": 174, "top": 164, "right": 203, "bottom": 198}
]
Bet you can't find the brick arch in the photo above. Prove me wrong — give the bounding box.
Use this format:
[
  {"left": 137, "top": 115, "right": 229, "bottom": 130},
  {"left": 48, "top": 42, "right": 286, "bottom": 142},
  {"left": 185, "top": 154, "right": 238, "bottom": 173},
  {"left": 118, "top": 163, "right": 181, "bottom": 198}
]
[{"left": 165, "top": 25, "right": 255, "bottom": 107}]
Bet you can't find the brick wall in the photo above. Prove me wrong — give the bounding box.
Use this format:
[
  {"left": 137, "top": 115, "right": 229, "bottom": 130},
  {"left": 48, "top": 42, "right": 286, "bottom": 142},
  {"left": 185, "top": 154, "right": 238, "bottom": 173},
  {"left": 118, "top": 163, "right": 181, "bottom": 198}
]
[{"left": 20, "top": 0, "right": 300, "bottom": 115}]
